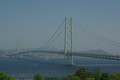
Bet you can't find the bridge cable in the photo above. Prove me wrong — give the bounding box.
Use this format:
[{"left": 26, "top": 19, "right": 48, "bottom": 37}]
[
  {"left": 41, "top": 19, "right": 65, "bottom": 48},
  {"left": 74, "top": 22, "right": 120, "bottom": 47},
  {"left": 45, "top": 27, "right": 65, "bottom": 48},
  {"left": 76, "top": 22, "right": 120, "bottom": 46},
  {"left": 74, "top": 23, "right": 120, "bottom": 47}
]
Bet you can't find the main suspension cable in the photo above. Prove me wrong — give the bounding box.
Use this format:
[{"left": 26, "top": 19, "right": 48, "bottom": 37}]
[
  {"left": 74, "top": 22, "right": 120, "bottom": 47},
  {"left": 41, "top": 19, "right": 65, "bottom": 48}
]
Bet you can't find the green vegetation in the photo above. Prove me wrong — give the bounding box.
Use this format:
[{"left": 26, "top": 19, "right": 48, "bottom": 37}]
[
  {"left": 0, "top": 72, "right": 16, "bottom": 80},
  {"left": 1, "top": 68, "right": 120, "bottom": 80},
  {"left": 34, "top": 74, "right": 42, "bottom": 80},
  {"left": 32, "top": 68, "right": 120, "bottom": 80}
]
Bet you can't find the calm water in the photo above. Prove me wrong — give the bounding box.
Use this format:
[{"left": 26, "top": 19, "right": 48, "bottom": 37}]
[{"left": 0, "top": 57, "right": 120, "bottom": 79}]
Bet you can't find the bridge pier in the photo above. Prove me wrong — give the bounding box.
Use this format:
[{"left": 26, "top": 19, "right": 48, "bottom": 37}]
[{"left": 64, "top": 54, "right": 74, "bottom": 65}]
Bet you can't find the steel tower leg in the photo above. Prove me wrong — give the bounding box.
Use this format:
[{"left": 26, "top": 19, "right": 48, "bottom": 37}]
[{"left": 64, "top": 17, "right": 74, "bottom": 65}]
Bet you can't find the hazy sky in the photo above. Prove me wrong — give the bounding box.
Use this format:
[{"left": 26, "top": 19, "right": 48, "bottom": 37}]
[{"left": 0, "top": 0, "right": 120, "bottom": 54}]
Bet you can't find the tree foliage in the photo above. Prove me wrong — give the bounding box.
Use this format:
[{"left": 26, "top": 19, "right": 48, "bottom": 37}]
[
  {"left": 108, "top": 72, "right": 120, "bottom": 80},
  {"left": 75, "top": 68, "right": 88, "bottom": 80},
  {"left": 93, "top": 68, "right": 101, "bottom": 80},
  {"left": 100, "top": 72, "right": 110, "bottom": 80},
  {"left": 0, "top": 72, "right": 16, "bottom": 80},
  {"left": 64, "top": 75, "right": 81, "bottom": 80},
  {"left": 34, "top": 74, "right": 42, "bottom": 80},
  {"left": 1, "top": 68, "right": 120, "bottom": 80}
]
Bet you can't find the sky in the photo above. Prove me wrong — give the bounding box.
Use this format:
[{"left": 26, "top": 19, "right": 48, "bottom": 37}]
[{"left": 0, "top": 0, "right": 120, "bottom": 54}]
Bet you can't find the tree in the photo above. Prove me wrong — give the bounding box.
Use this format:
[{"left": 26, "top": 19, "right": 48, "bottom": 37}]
[
  {"left": 0, "top": 72, "right": 16, "bottom": 80},
  {"left": 67, "top": 76, "right": 81, "bottom": 80},
  {"left": 34, "top": 74, "right": 42, "bottom": 80},
  {"left": 109, "top": 72, "right": 120, "bottom": 80},
  {"left": 44, "top": 77, "right": 58, "bottom": 80},
  {"left": 86, "top": 78, "right": 95, "bottom": 80},
  {"left": 62, "top": 75, "right": 81, "bottom": 80},
  {"left": 75, "top": 68, "right": 89, "bottom": 80},
  {"left": 93, "top": 68, "right": 101, "bottom": 80},
  {"left": 100, "top": 72, "right": 110, "bottom": 80}
]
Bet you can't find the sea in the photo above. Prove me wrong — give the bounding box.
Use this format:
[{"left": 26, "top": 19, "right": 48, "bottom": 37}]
[{"left": 0, "top": 56, "right": 120, "bottom": 79}]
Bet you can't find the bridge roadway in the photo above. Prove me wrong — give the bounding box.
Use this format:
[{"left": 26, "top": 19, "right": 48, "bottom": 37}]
[{"left": 12, "top": 50, "right": 120, "bottom": 60}]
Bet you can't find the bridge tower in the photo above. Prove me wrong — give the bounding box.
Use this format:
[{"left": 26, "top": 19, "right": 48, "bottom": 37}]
[
  {"left": 15, "top": 37, "right": 22, "bottom": 58},
  {"left": 64, "top": 17, "right": 74, "bottom": 65}
]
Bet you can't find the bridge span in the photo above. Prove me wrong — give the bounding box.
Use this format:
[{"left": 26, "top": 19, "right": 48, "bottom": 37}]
[
  {"left": 13, "top": 17, "right": 120, "bottom": 65},
  {"left": 11, "top": 50, "right": 120, "bottom": 61}
]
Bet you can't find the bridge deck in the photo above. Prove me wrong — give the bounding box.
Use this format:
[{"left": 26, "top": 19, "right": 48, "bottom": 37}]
[
  {"left": 11, "top": 50, "right": 120, "bottom": 61},
  {"left": 67, "top": 52, "right": 120, "bottom": 60}
]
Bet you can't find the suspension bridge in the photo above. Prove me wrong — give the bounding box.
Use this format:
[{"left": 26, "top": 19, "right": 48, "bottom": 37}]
[{"left": 10, "top": 17, "right": 120, "bottom": 65}]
